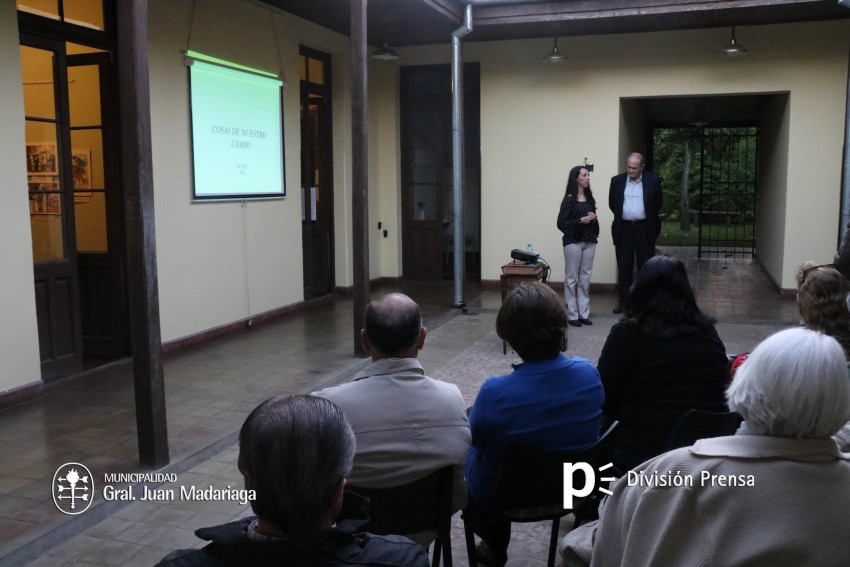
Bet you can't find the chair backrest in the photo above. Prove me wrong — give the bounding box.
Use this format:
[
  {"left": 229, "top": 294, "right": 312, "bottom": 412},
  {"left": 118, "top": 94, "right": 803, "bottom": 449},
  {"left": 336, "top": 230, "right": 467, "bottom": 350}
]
[
  {"left": 348, "top": 466, "right": 453, "bottom": 536},
  {"left": 668, "top": 409, "right": 743, "bottom": 451},
  {"left": 494, "top": 421, "right": 619, "bottom": 516}
]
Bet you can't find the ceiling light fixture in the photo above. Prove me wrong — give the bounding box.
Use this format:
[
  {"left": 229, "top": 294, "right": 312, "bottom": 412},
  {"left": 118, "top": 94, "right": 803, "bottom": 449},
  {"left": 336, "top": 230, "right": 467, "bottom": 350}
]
[
  {"left": 372, "top": 9, "right": 400, "bottom": 61},
  {"left": 722, "top": 26, "right": 747, "bottom": 57},
  {"left": 372, "top": 43, "right": 400, "bottom": 61},
  {"left": 542, "top": 37, "right": 568, "bottom": 63}
]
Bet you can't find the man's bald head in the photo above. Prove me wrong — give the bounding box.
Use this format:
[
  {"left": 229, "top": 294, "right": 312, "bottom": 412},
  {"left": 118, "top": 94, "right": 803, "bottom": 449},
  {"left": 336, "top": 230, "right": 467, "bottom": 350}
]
[{"left": 363, "top": 293, "right": 423, "bottom": 358}]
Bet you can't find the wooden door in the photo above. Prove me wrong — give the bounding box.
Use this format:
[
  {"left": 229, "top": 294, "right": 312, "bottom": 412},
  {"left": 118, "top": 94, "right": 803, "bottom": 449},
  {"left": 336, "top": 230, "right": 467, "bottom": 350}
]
[
  {"left": 21, "top": 36, "right": 126, "bottom": 379},
  {"left": 401, "top": 64, "right": 480, "bottom": 282},
  {"left": 300, "top": 47, "right": 335, "bottom": 299},
  {"left": 69, "top": 53, "right": 128, "bottom": 358},
  {"left": 22, "top": 37, "right": 82, "bottom": 379}
]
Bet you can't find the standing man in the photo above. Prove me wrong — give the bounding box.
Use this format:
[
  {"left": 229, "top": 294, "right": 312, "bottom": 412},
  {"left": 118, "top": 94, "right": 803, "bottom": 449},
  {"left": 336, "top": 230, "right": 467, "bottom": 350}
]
[
  {"left": 609, "top": 152, "right": 663, "bottom": 313},
  {"left": 313, "top": 293, "right": 471, "bottom": 543}
]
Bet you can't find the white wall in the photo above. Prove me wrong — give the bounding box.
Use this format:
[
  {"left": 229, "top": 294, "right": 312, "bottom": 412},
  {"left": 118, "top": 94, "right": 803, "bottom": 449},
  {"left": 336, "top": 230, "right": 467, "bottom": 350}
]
[
  {"left": 369, "top": 59, "right": 403, "bottom": 278},
  {"left": 756, "top": 94, "right": 791, "bottom": 284},
  {"left": 149, "top": 0, "right": 354, "bottom": 342},
  {"left": 0, "top": 0, "right": 43, "bottom": 393},
  {"left": 397, "top": 21, "right": 850, "bottom": 290}
]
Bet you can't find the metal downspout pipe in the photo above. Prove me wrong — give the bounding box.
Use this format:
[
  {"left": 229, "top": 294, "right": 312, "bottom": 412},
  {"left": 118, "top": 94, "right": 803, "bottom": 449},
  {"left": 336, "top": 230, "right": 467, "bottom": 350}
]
[
  {"left": 840, "top": 44, "right": 850, "bottom": 246},
  {"left": 452, "top": 4, "right": 473, "bottom": 310}
]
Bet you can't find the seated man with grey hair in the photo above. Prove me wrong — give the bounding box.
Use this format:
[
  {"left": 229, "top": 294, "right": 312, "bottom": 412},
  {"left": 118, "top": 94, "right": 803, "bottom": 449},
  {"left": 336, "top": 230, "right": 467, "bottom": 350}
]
[
  {"left": 156, "top": 395, "right": 428, "bottom": 566},
  {"left": 579, "top": 327, "right": 850, "bottom": 566},
  {"left": 313, "top": 293, "right": 471, "bottom": 540}
]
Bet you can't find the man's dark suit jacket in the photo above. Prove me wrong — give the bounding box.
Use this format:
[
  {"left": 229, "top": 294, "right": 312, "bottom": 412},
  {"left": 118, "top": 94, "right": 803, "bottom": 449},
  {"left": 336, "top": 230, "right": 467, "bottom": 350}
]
[{"left": 608, "top": 170, "right": 663, "bottom": 247}]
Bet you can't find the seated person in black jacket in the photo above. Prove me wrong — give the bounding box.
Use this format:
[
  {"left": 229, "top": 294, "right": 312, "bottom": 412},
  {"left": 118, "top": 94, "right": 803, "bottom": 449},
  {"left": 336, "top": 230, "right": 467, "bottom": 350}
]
[
  {"left": 597, "top": 255, "right": 730, "bottom": 471},
  {"left": 156, "top": 395, "right": 428, "bottom": 567}
]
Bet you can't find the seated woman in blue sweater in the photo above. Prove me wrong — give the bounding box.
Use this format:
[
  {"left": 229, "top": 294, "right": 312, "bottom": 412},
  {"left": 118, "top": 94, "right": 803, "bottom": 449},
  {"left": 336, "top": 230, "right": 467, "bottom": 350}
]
[{"left": 465, "top": 281, "right": 605, "bottom": 566}]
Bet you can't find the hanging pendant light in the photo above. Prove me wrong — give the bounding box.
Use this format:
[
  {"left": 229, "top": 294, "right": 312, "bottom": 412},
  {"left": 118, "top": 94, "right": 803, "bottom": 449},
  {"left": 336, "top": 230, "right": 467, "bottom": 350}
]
[
  {"left": 372, "top": 43, "right": 400, "bottom": 61},
  {"left": 372, "top": 9, "right": 400, "bottom": 61},
  {"left": 722, "top": 27, "right": 747, "bottom": 57},
  {"left": 542, "top": 37, "right": 568, "bottom": 63}
]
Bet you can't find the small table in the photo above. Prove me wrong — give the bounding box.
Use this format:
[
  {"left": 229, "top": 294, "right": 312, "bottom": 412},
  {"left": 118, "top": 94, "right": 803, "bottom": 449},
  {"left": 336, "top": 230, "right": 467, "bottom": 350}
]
[{"left": 500, "top": 262, "right": 545, "bottom": 353}]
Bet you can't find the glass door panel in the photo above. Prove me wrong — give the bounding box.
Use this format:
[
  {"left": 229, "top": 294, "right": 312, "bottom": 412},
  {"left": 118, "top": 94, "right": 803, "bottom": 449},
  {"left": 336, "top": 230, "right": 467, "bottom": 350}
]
[
  {"left": 21, "top": 33, "right": 84, "bottom": 377},
  {"left": 68, "top": 62, "right": 107, "bottom": 252},
  {"left": 17, "top": 0, "right": 105, "bottom": 31},
  {"left": 64, "top": 0, "right": 105, "bottom": 30},
  {"left": 17, "top": 0, "right": 60, "bottom": 20},
  {"left": 22, "top": 45, "right": 67, "bottom": 262}
]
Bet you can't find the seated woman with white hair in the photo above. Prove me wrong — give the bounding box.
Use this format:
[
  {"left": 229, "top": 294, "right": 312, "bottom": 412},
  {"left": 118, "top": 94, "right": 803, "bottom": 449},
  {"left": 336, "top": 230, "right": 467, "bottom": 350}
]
[{"left": 582, "top": 327, "right": 850, "bottom": 566}]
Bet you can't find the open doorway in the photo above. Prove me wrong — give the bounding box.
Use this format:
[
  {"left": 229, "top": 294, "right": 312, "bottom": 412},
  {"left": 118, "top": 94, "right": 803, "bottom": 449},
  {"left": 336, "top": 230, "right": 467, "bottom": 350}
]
[
  {"left": 654, "top": 126, "right": 758, "bottom": 259},
  {"left": 623, "top": 93, "right": 789, "bottom": 265}
]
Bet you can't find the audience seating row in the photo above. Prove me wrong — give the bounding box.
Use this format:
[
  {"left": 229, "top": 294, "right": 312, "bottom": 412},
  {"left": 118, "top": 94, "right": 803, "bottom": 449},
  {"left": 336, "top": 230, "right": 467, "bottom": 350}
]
[{"left": 354, "top": 411, "right": 740, "bottom": 567}]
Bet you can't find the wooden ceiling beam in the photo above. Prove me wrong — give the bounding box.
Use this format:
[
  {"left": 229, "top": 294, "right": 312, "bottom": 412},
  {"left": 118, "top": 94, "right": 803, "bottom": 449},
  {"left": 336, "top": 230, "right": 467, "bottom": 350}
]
[
  {"left": 422, "top": 0, "right": 464, "bottom": 23},
  {"left": 472, "top": 0, "right": 829, "bottom": 25}
]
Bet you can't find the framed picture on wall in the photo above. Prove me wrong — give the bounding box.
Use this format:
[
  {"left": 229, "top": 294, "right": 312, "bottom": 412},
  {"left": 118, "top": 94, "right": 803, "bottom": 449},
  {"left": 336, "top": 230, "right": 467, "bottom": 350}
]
[
  {"left": 25, "top": 143, "right": 58, "bottom": 175},
  {"left": 72, "top": 149, "right": 92, "bottom": 202},
  {"left": 28, "top": 176, "right": 61, "bottom": 215}
]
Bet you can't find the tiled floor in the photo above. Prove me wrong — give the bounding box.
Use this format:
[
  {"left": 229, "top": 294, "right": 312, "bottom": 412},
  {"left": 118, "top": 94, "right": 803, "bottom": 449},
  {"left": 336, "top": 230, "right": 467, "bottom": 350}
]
[{"left": 0, "top": 250, "right": 799, "bottom": 566}]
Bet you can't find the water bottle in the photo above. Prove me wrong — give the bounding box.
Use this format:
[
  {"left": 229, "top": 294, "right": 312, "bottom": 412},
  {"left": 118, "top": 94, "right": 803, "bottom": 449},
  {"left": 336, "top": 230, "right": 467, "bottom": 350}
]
[{"left": 527, "top": 243, "right": 533, "bottom": 252}]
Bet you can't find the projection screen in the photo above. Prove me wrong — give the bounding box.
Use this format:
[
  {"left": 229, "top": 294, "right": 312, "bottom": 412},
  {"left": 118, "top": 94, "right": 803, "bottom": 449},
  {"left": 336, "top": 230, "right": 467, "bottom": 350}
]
[{"left": 187, "top": 56, "right": 285, "bottom": 200}]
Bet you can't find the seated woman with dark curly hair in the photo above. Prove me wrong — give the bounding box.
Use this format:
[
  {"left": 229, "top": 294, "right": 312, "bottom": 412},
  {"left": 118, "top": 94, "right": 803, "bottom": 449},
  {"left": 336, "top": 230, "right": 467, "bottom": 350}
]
[
  {"left": 465, "top": 281, "right": 604, "bottom": 566},
  {"left": 796, "top": 261, "right": 850, "bottom": 358},
  {"left": 795, "top": 262, "right": 850, "bottom": 452},
  {"left": 597, "top": 254, "right": 730, "bottom": 471}
]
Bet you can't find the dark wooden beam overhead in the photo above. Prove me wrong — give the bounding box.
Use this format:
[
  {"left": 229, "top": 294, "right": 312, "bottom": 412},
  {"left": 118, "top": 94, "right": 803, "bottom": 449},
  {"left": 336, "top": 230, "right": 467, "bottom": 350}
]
[
  {"left": 471, "top": 0, "right": 850, "bottom": 41},
  {"left": 259, "top": 0, "right": 850, "bottom": 47},
  {"left": 422, "top": 0, "right": 464, "bottom": 22}
]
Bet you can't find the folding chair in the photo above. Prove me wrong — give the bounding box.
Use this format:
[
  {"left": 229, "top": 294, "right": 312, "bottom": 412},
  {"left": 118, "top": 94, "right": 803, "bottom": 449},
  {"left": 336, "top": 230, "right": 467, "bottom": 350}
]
[
  {"left": 349, "top": 466, "right": 454, "bottom": 567},
  {"left": 462, "top": 422, "right": 619, "bottom": 567}
]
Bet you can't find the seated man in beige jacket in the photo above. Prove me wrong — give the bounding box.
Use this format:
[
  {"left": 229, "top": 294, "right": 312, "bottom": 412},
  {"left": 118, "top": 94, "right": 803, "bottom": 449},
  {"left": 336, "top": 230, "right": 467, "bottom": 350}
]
[{"left": 313, "top": 293, "right": 471, "bottom": 542}]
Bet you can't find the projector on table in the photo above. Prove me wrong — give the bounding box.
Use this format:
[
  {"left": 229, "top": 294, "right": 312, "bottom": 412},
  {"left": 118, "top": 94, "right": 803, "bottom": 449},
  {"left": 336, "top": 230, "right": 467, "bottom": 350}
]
[{"left": 510, "top": 249, "right": 540, "bottom": 263}]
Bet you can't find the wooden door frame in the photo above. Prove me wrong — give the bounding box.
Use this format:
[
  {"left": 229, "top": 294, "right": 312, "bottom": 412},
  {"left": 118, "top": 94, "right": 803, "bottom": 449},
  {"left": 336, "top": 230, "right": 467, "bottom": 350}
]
[
  {"left": 299, "top": 46, "right": 335, "bottom": 299},
  {"left": 21, "top": 32, "right": 84, "bottom": 379},
  {"left": 400, "top": 63, "right": 481, "bottom": 282},
  {"left": 69, "top": 51, "right": 129, "bottom": 358}
]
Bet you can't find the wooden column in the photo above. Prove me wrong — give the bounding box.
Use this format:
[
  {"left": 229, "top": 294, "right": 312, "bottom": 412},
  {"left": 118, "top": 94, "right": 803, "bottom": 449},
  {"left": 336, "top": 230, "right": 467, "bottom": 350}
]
[
  {"left": 116, "top": 0, "right": 169, "bottom": 467},
  {"left": 351, "top": 0, "right": 370, "bottom": 356}
]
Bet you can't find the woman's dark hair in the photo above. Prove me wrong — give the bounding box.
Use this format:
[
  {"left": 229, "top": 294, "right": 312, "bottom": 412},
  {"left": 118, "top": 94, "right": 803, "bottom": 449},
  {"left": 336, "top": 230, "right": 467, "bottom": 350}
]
[
  {"left": 797, "top": 265, "right": 850, "bottom": 358},
  {"left": 563, "top": 165, "right": 595, "bottom": 207},
  {"left": 626, "top": 255, "right": 716, "bottom": 338},
  {"left": 497, "top": 281, "right": 567, "bottom": 361}
]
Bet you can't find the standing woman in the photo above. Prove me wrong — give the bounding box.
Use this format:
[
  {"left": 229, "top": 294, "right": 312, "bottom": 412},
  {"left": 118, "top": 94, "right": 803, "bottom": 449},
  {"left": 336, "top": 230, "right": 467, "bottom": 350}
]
[{"left": 557, "top": 165, "right": 599, "bottom": 327}]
